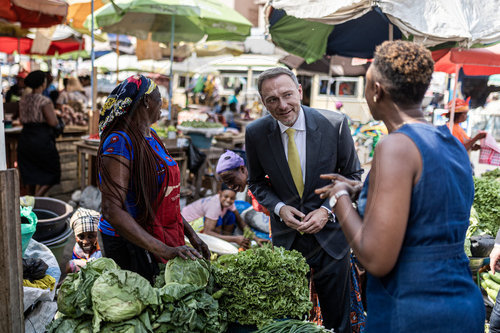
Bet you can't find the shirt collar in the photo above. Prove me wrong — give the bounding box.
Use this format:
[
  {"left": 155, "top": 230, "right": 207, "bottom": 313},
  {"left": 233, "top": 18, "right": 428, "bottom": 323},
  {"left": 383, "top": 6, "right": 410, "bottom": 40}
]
[{"left": 278, "top": 107, "right": 306, "bottom": 134}]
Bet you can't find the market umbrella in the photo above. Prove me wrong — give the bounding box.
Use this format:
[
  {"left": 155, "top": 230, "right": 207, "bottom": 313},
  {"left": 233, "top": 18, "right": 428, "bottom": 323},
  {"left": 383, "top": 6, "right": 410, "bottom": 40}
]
[
  {"left": 432, "top": 43, "right": 500, "bottom": 128},
  {"left": 0, "top": 36, "right": 84, "bottom": 55},
  {"left": 267, "top": 0, "right": 500, "bottom": 63},
  {"left": 0, "top": 0, "right": 68, "bottom": 171},
  {"left": 86, "top": 0, "right": 252, "bottom": 118},
  {"left": 0, "top": 0, "right": 68, "bottom": 28}
]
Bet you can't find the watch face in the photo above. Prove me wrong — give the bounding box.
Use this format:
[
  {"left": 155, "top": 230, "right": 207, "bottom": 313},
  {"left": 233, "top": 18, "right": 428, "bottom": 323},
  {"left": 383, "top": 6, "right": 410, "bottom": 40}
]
[{"left": 329, "top": 196, "right": 337, "bottom": 208}]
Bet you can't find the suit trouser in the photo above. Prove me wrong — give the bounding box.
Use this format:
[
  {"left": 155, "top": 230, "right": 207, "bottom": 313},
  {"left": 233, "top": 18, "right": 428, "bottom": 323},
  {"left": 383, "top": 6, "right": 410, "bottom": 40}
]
[{"left": 292, "top": 234, "right": 351, "bottom": 333}]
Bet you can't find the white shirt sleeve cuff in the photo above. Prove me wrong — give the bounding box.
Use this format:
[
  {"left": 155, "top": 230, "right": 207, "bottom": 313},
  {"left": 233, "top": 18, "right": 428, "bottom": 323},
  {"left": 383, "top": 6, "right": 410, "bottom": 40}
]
[{"left": 274, "top": 202, "right": 286, "bottom": 216}]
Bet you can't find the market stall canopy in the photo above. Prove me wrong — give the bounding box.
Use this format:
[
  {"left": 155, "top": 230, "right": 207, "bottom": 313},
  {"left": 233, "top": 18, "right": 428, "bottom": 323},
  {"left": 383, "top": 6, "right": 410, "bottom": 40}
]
[
  {"left": 205, "top": 54, "right": 284, "bottom": 72},
  {"left": 0, "top": 0, "right": 68, "bottom": 28},
  {"left": 280, "top": 54, "right": 370, "bottom": 76},
  {"left": 85, "top": 0, "right": 253, "bottom": 43},
  {"left": 433, "top": 44, "right": 500, "bottom": 76},
  {"left": 67, "top": 0, "right": 107, "bottom": 30},
  {"left": 268, "top": 6, "right": 401, "bottom": 63},
  {"left": 86, "top": 52, "right": 171, "bottom": 74},
  {"left": 0, "top": 36, "right": 84, "bottom": 55},
  {"left": 268, "top": 0, "right": 500, "bottom": 63}
]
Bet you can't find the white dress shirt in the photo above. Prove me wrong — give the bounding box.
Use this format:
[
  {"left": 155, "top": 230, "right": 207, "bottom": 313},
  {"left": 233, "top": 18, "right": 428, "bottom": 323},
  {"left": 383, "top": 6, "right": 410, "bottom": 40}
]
[
  {"left": 274, "top": 108, "right": 306, "bottom": 216},
  {"left": 273, "top": 108, "right": 331, "bottom": 217}
]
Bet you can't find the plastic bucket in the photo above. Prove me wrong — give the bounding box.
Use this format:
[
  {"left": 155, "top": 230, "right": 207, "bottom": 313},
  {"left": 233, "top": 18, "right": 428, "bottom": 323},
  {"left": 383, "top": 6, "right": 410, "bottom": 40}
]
[
  {"left": 32, "top": 197, "right": 73, "bottom": 242},
  {"left": 41, "top": 222, "right": 73, "bottom": 268},
  {"left": 188, "top": 132, "right": 213, "bottom": 149}
]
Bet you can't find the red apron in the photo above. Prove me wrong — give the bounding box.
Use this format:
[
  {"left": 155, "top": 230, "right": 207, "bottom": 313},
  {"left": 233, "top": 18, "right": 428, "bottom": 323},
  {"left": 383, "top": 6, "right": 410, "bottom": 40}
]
[{"left": 149, "top": 141, "right": 185, "bottom": 263}]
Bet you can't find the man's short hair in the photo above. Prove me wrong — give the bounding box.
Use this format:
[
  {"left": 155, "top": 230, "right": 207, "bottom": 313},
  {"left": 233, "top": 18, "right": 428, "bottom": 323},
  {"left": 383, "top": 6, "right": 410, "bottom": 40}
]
[{"left": 257, "top": 67, "right": 299, "bottom": 97}]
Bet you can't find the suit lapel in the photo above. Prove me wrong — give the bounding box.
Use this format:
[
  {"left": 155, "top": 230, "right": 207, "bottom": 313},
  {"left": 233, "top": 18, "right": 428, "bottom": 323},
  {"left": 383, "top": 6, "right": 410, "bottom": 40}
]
[
  {"left": 304, "top": 107, "right": 321, "bottom": 197},
  {"left": 267, "top": 119, "right": 298, "bottom": 196}
]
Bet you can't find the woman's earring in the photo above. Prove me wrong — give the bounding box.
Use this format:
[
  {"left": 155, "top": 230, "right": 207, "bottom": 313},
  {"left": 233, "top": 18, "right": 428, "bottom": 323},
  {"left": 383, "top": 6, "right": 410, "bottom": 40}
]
[{"left": 373, "top": 96, "right": 377, "bottom": 103}]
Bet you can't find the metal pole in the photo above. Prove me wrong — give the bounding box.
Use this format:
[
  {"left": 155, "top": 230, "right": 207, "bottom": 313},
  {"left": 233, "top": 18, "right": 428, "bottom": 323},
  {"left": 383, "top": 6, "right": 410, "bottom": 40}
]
[
  {"left": 116, "top": 34, "right": 120, "bottom": 84},
  {"left": 449, "top": 64, "right": 460, "bottom": 132},
  {"left": 168, "top": 15, "right": 175, "bottom": 121},
  {"left": 0, "top": 86, "right": 6, "bottom": 171},
  {"left": 91, "top": 0, "right": 95, "bottom": 114}
]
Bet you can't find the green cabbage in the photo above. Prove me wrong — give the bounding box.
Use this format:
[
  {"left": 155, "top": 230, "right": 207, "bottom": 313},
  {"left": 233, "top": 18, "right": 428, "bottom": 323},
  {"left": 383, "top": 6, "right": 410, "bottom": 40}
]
[
  {"left": 57, "top": 258, "right": 119, "bottom": 317},
  {"left": 46, "top": 315, "right": 92, "bottom": 333},
  {"left": 91, "top": 269, "right": 159, "bottom": 331},
  {"left": 164, "top": 257, "right": 210, "bottom": 288}
]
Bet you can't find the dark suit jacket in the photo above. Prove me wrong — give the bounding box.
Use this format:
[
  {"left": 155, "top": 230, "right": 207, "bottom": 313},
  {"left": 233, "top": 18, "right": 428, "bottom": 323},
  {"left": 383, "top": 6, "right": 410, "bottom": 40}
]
[{"left": 246, "top": 106, "right": 362, "bottom": 259}]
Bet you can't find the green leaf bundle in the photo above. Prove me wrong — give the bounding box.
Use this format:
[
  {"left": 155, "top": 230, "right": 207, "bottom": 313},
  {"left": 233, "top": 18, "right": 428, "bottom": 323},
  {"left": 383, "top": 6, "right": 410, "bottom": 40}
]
[
  {"left": 213, "top": 245, "right": 312, "bottom": 327},
  {"left": 473, "top": 176, "right": 500, "bottom": 236}
]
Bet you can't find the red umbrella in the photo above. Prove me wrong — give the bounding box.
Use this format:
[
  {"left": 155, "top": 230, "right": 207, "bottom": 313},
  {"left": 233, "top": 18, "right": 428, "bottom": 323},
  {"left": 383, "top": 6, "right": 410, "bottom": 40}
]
[
  {"left": 0, "top": 0, "right": 68, "bottom": 28},
  {"left": 433, "top": 44, "right": 500, "bottom": 76},
  {"left": 0, "top": 36, "right": 84, "bottom": 55}
]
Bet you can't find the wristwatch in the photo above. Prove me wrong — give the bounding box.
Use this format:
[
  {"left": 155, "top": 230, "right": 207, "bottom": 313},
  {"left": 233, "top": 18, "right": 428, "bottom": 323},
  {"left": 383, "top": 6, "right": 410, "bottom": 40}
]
[{"left": 329, "top": 190, "right": 350, "bottom": 209}]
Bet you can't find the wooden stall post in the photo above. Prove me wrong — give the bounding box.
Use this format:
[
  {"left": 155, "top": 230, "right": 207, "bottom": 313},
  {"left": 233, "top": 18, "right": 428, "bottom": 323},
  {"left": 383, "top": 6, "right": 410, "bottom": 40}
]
[{"left": 0, "top": 169, "right": 24, "bottom": 333}]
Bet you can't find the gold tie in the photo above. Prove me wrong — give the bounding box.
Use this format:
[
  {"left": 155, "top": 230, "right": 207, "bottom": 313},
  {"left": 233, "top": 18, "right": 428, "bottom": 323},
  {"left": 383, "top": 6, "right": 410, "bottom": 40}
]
[{"left": 285, "top": 128, "right": 304, "bottom": 197}]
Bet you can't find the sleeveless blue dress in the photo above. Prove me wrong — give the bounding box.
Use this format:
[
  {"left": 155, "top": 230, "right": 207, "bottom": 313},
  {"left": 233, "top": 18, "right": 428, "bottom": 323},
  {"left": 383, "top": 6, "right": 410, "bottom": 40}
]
[{"left": 357, "top": 123, "right": 485, "bottom": 332}]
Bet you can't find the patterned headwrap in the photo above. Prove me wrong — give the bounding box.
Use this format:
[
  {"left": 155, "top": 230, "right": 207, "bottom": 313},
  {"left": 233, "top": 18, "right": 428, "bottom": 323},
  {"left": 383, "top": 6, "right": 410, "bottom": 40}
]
[
  {"left": 99, "top": 74, "right": 157, "bottom": 135},
  {"left": 70, "top": 208, "right": 100, "bottom": 236}
]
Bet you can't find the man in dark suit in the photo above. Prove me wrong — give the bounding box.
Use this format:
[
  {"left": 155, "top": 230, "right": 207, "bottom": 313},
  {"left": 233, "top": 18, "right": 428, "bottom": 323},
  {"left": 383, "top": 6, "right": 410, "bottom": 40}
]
[{"left": 245, "top": 67, "right": 362, "bottom": 332}]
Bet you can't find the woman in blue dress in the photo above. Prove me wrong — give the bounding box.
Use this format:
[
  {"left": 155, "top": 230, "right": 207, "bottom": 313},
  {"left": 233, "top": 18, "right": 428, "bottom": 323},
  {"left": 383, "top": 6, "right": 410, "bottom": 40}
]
[{"left": 316, "top": 41, "right": 484, "bottom": 332}]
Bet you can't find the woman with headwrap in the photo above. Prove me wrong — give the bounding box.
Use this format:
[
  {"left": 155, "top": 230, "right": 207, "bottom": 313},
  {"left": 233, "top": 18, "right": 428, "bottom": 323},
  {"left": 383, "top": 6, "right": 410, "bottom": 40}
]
[
  {"left": 97, "top": 75, "right": 210, "bottom": 282},
  {"left": 444, "top": 98, "right": 486, "bottom": 151},
  {"left": 17, "top": 70, "right": 62, "bottom": 196}
]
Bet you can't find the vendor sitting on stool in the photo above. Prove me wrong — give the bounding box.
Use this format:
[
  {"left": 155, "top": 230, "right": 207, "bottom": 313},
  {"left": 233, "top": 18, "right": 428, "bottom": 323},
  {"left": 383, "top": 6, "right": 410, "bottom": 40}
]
[
  {"left": 67, "top": 208, "right": 102, "bottom": 273},
  {"left": 181, "top": 184, "right": 264, "bottom": 249}
]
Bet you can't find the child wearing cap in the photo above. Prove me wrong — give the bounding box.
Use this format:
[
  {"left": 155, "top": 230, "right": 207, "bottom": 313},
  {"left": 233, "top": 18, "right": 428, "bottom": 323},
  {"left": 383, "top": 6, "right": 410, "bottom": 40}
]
[{"left": 66, "top": 208, "right": 102, "bottom": 273}]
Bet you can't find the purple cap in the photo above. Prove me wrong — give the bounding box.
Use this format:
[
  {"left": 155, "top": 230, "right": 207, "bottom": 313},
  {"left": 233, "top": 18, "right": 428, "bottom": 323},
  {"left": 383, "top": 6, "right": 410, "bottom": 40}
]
[
  {"left": 335, "top": 101, "right": 343, "bottom": 110},
  {"left": 216, "top": 150, "right": 244, "bottom": 174}
]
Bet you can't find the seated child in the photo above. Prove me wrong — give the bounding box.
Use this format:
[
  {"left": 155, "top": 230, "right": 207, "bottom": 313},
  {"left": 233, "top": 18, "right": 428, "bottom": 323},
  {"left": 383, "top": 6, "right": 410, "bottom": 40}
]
[
  {"left": 181, "top": 185, "right": 262, "bottom": 249},
  {"left": 66, "top": 208, "right": 102, "bottom": 273}
]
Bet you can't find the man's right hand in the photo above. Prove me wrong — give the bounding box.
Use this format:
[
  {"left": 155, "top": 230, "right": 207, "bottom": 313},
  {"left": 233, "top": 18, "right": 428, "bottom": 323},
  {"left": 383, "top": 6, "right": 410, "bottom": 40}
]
[{"left": 279, "top": 205, "right": 305, "bottom": 230}]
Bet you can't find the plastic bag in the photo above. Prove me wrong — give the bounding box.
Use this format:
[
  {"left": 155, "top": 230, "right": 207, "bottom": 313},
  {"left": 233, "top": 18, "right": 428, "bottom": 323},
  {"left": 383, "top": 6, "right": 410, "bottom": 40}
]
[
  {"left": 20, "top": 205, "right": 38, "bottom": 255},
  {"left": 23, "top": 258, "right": 48, "bottom": 282},
  {"left": 188, "top": 143, "right": 206, "bottom": 174},
  {"left": 470, "top": 235, "right": 496, "bottom": 257}
]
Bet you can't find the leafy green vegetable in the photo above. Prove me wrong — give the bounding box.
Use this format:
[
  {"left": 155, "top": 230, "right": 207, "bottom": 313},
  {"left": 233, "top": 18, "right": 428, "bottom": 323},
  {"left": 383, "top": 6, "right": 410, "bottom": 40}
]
[
  {"left": 180, "top": 120, "right": 223, "bottom": 128},
  {"left": 153, "top": 290, "right": 226, "bottom": 333},
  {"left": 473, "top": 176, "right": 500, "bottom": 236},
  {"left": 46, "top": 316, "right": 92, "bottom": 333},
  {"left": 91, "top": 269, "right": 159, "bottom": 331},
  {"left": 100, "top": 311, "right": 153, "bottom": 333},
  {"left": 57, "top": 258, "right": 119, "bottom": 318},
  {"left": 164, "top": 257, "right": 210, "bottom": 289},
  {"left": 482, "top": 168, "right": 500, "bottom": 180},
  {"left": 254, "top": 319, "right": 330, "bottom": 333},
  {"left": 213, "top": 245, "right": 312, "bottom": 327}
]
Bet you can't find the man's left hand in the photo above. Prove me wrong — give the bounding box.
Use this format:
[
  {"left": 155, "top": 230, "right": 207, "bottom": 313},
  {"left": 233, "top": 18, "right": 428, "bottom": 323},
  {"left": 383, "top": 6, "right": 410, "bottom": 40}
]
[
  {"left": 297, "top": 208, "right": 329, "bottom": 234},
  {"left": 187, "top": 233, "right": 211, "bottom": 259}
]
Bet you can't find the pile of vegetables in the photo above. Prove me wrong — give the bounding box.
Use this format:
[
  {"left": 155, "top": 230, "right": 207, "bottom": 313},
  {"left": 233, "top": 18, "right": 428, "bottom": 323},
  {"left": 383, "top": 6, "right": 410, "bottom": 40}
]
[
  {"left": 180, "top": 120, "right": 223, "bottom": 128},
  {"left": 212, "top": 244, "right": 312, "bottom": 327},
  {"left": 254, "top": 320, "right": 330, "bottom": 333},
  {"left": 48, "top": 257, "right": 225, "bottom": 333},
  {"left": 472, "top": 170, "right": 500, "bottom": 237},
  {"left": 480, "top": 271, "right": 500, "bottom": 302}
]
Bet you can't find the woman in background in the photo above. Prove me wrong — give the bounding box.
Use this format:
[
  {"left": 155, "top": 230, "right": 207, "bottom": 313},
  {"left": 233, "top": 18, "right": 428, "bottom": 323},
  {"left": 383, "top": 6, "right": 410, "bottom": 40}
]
[{"left": 17, "top": 70, "right": 61, "bottom": 196}]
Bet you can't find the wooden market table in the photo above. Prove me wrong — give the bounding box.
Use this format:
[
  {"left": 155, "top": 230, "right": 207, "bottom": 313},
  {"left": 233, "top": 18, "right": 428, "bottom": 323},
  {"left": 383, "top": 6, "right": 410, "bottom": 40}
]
[{"left": 74, "top": 140, "right": 189, "bottom": 190}]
